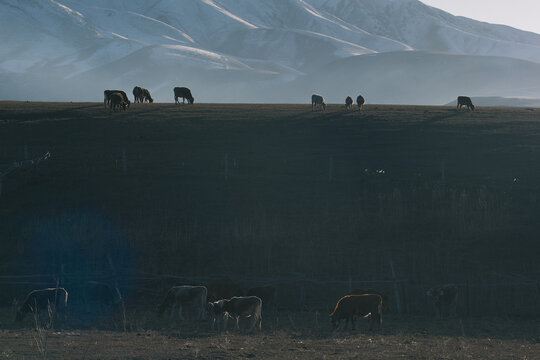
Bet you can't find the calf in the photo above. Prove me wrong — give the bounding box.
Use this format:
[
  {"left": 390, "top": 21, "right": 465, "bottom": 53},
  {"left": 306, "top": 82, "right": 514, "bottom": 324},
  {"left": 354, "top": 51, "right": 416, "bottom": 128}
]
[
  {"left": 219, "top": 296, "right": 262, "bottom": 331},
  {"left": 345, "top": 96, "right": 353, "bottom": 110},
  {"left": 158, "top": 285, "right": 207, "bottom": 321},
  {"left": 330, "top": 294, "right": 382, "bottom": 330},
  {"left": 16, "top": 287, "right": 68, "bottom": 322},
  {"left": 457, "top": 96, "right": 475, "bottom": 111},
  {"left": 426, "top": 284, "right": 458, "bottom": 318}
]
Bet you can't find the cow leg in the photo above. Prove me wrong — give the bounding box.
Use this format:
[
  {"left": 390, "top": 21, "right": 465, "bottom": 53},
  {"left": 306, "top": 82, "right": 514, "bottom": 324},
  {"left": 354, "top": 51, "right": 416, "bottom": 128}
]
[{"left": 235, "top": 316, "right": 240, "bottom": 330}]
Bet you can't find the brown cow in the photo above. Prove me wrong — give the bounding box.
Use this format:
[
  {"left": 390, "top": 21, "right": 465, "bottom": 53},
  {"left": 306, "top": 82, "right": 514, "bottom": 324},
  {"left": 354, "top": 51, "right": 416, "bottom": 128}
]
[
  {"left": 426, "top": 284, "right": 458, "bottom": 318},
  {"left": 141, "top": 88, "right": 153, "bottom": 103},
  {"left": 330, "top": 294, "right": 382, "bottom": 330},
  {"left": 104, "top": 90, "right": 130, "bottom": 108},
  {"left": 16, "top": 287, "right": 68, "bottom": 322},
  {"left": 158, "top": 285, "right": 207, "bottom": 321},
  {"left": 457, "top": 96, "right": 475, "bottom": 111},
  {"left": 109, "top": 92, "right": 127, "bottom": 112}
]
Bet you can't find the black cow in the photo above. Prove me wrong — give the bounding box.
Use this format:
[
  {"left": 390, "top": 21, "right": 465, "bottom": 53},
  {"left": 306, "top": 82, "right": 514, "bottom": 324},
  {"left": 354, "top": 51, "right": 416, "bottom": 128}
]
[
  {"left": 330, "top": 294, "right": 382, "bottom": 330},
  {"left": 345, "top": 96, "right": 353, "bottom": 110},
  {"left": 457, "top": 96, "right": 475, "bottom": 111},
  {"left": 349, "top": 288, "right": 389, "bottom": 311},
  {"left": 357, "top": 95, "right": 365, "bottom": 110},
  {"left": 76, "top": 281, "right": 123, "bottom": 314},
  {"left": 426, "top": 284, "right": 458, "bottom": 318},
  {"left": 174, "top": 87, "right": 194, "bottom": 104}
]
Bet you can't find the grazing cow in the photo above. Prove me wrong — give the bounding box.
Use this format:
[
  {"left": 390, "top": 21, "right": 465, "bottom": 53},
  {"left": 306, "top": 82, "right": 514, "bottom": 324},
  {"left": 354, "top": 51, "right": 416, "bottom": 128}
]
[
  {"left": 426, "top": 284, "right": 458, "bottom": 318},
  {"left": 206, "top": 281, "right": 244, "bottom": 302},
  {"left": 457, "top": 96, "right": 475, "bottom": 111},
  {"left": 141, "top": 88, "right": 153, "bottom": 103},
  {"left": 330, "top": 294, "right": 382, "bottom": 330},
  {"left": 206, "top": 299, "right": 229, "bottom": 330},
  {"left": 246, "top": 285, "right": 276, "bottom": 315},
  {"left": 349, "top": 288, "right": 389, "bottom": 311},
  {"left": 76, "top": 281, "right": 123, "bottom": 314},
  {"left": 16, "top": 287, "right": 68, "bottom": 322},
  {"left": 345, "top": 96, "right": 353, "bottom": 110},
  {"left": 357, "top": 95, "right": 365, "bottom": 110},
  {"left": 132, "top": 86, "right": 143, "bottom": 103},
  {"left": 174, "top": 87, "right": 194, "bottom": 104},
  {"left": 218, "top": 296, "right": 262, "bottom": 331},
  {"left": 109, "top": 92, "right": 127, "bottom": 112},
  {"left": 158, "top": 285, "right": 207, "bottom": 321},
  {"left": 312, "top": 94, "right": 326, "bottom": 111},
  {"left": 104, "top": 90, "right": 130, "bottom": 109}
]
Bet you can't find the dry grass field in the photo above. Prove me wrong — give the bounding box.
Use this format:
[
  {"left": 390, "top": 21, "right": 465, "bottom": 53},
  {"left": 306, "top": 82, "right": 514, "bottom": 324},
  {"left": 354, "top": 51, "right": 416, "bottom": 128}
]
[
  {"left": 0, "top": 101, "right": 539, "bottom": 358},
  {"left": 0, "top": 310, "right": 539, "bottom": 359}
]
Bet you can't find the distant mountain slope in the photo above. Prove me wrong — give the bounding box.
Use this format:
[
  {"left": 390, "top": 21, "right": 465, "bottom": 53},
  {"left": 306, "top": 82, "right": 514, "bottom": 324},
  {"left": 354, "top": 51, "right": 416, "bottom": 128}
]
[{"left": 1, "top": 0, "right": 540, "bottom": 103}]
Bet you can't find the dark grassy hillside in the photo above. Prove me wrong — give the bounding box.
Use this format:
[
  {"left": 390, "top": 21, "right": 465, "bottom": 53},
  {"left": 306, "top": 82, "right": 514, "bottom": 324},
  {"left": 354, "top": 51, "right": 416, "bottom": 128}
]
[{"left": 1, "top": 102, "right": 539, "bottom": 314}]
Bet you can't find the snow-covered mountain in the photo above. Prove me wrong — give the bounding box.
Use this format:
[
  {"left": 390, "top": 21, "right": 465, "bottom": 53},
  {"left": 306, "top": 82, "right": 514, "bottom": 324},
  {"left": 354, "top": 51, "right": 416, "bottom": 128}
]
[{"left": 2, "top": 0, "right": 540, "bottom": 104}]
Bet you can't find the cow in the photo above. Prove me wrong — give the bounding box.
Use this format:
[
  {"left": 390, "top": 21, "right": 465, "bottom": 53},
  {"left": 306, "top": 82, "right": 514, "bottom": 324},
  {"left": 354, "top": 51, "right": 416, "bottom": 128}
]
[
  {"left": 357, "top": 95, "right": 365, "bottom": 110},
  {"left": 457, "top": 96, "right": 475, "bottom": 111},
  {"left": 312, "top": 94, "right": 326, "bottom": 111},
  {"left": 141, "top": 88, "right": 153, "bottom": 103},
  {"left": 349, "top": 288, "right": 389, "bottom": 311},
  {"left": 133, "top": 86, "right": 143, "bottom": 103},
  {"left": 174, "top": 87, "right": 194, "bottom": 104},
  {"left": 215, "top": 296, "right": 262, "bottom": 331},
  {"left": 330, "top": 294, "right": 382, "bottom": 330},
  {"left": 206, "top": 299, "right": 228, "bottom": 331},
  {"left": 158, "top": 285, "right": 207, "bottom": 321},
  {"left": 345, "top": 96, "right": 353, "bottom": 110},
  {"left": 426, "top": 284, "right": 458, "bottom": 318},
  {"left": 206, "top": 280, "right": 244, "bottom": 302},
  {"left": 246, "top": 285, "right": 276, "bottom": 316},
  {"left": 104, "top": 90, "right": 130, "bottom": 108},
  {"left": 75, "top": 281, "right": 123, "bottom": 314},
  {"left": 16, "top": 287, "right": 68, "bottom": 323},
  {"left": 109, "top": 92, "right": 127, "bottom": 112}
]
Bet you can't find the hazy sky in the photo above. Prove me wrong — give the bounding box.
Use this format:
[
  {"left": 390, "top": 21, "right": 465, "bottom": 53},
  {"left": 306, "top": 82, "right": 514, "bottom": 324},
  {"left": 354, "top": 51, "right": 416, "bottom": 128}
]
[{"left": 420, "top": 0, "right": 540, "bottom": 35}]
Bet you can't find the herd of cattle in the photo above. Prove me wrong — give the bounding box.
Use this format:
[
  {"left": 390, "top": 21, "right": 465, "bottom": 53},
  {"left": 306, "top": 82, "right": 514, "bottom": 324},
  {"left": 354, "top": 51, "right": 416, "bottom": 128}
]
[
  {"left": 103, "top": 86, "right": 194, "bottom": 111},
  {"left": 13, "top": 282, "right": 459, "bottom": 332},
  {"left": 103, "top": 86, "right": 474, "bottom": 113}
]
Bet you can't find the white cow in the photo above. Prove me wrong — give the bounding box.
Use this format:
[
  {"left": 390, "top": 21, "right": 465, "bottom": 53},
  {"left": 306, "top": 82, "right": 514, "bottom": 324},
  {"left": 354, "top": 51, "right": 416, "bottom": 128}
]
[{"left": 311, "top": 94, "right": 326, "bottom": 111}]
